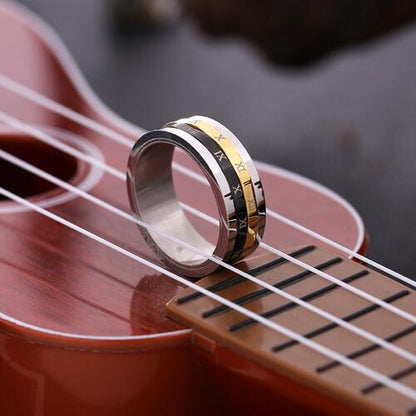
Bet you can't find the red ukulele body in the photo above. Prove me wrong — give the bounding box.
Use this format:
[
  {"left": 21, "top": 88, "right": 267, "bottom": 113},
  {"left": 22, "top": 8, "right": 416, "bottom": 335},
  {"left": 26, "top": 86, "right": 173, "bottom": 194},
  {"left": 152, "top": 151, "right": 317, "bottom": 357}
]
[{"left": 0, "top": 2, "right": 368, "bottom": 415}]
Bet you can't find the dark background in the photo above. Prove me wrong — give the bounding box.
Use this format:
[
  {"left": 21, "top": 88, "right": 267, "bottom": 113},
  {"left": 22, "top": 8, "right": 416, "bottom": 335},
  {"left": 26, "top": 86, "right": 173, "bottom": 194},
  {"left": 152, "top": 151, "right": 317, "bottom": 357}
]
[{"left": 19, "top": 0, "right": 416, "bottom": 277}]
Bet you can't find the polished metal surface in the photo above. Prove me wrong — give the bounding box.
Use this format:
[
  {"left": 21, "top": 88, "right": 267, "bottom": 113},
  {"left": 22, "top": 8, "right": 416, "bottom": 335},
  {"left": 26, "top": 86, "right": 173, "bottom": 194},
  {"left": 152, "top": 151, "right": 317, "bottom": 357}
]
[
  {"left": 127, "top": 118, "right": 265, "bottom": 277},
  {"left": 180, "top": 115, "right": 266, "bottom": 249}
]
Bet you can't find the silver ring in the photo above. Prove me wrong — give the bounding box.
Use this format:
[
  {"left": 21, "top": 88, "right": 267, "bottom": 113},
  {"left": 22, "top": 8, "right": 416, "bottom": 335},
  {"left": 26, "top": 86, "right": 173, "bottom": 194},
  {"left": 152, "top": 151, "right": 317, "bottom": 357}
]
[{"left": 127, "top": 117, "right": 266, "bottom": 278}]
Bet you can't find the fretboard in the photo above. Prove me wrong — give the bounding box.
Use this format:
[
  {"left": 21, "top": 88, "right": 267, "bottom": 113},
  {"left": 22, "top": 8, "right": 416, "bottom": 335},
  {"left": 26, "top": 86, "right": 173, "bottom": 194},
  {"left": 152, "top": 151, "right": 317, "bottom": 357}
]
[{"left": 166, "top": 245, "right": 416, "bottom": 416}]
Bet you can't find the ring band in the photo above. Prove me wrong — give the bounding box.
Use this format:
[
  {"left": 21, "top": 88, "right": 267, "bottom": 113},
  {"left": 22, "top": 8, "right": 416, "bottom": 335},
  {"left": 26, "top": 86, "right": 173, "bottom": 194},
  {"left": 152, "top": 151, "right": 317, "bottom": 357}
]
[
  {"left": 171, "top": 116, "right": 266, "bottom": 257},
  {"left": 127, "top": 116, "right": 266, "bottom": 277}
]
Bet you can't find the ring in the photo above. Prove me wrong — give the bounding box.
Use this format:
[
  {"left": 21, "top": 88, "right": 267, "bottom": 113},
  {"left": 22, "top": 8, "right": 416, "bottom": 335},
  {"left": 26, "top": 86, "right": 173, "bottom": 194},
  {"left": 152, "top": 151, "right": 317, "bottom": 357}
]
[{"left": 126, "top": 116, "right": 266, "bottom": 278}]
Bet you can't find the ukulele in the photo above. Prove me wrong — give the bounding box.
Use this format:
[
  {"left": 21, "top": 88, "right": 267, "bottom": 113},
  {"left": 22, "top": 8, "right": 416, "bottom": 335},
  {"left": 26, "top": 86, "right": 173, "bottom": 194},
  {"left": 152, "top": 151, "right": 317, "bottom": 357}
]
[{"left": 0, "top": 2, "right": 414, "bottom": 415}]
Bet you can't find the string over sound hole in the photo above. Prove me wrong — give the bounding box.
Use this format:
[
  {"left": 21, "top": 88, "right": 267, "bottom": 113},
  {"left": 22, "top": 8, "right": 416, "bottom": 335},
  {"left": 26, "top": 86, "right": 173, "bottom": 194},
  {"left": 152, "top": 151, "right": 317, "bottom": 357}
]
[{"left": 0, "top": 133, "right": 77, "bottom": 200}]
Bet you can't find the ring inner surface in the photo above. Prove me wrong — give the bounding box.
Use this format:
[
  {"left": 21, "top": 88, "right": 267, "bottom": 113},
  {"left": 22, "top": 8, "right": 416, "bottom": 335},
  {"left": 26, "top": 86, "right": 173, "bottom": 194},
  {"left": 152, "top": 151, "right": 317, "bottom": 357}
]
[{"left": 135, "top": 142, "right": 215, "bottom": 266}]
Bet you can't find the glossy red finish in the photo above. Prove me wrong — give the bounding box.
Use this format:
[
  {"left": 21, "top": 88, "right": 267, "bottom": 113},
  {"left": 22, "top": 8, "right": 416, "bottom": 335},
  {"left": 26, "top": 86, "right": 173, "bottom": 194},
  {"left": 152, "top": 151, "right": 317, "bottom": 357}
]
[
  {"left": 0, "top": 2, "right": 366, "bottom": 415},
  {"left": 195, "top": 342, "right": 368, "bottom": 416}
]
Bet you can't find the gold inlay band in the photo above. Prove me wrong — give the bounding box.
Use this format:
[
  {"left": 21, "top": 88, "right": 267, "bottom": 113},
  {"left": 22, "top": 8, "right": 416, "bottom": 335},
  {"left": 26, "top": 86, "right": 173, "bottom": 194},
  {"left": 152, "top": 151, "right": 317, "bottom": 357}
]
[{"left": 185, "top": 119, "right": 259, "bottom": 255}]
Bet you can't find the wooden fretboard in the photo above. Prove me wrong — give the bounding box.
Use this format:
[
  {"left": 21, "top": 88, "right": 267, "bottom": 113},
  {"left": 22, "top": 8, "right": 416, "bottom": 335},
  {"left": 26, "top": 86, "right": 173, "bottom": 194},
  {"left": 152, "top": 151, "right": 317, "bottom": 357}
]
[{"left": 166, "top": 245, "right": 416, "bottom": 416}]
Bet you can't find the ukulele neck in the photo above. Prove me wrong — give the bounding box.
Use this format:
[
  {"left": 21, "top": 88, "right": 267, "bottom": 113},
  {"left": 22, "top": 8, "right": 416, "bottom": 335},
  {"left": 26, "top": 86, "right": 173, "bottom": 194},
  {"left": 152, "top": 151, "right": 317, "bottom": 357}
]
[{"left": 166, "top": 245, "right": 416, "bottom": 416}]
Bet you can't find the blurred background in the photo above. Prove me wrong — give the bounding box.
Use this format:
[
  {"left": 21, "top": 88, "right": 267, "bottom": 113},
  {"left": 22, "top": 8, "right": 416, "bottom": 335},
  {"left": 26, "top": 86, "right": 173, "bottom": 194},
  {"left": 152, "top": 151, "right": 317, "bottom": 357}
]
[{"left": 17, "top": 0, "right": 416, "bottom": 276}]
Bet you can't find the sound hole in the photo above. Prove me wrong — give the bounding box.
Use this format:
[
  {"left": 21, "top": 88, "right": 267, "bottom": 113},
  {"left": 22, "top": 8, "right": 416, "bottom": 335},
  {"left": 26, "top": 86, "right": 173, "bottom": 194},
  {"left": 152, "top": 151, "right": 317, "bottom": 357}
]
[{"left": 0, "top": 135, "right": 78, "bottom": 201}]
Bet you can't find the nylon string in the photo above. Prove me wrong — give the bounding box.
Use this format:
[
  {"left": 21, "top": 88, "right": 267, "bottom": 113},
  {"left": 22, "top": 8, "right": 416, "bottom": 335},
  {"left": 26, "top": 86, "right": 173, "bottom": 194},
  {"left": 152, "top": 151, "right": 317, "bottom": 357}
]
[
  {"left": 1, "top": 146, "right": 416, "bottom": 367},
  {"left": 0, "top": 72, "right": 413, "bottom": 289},
  {"left": 0, "top": 109, "right": 415, "bottom": 331},
  {"left": 0, "top": 185, "right": 416, "bottom": 402},
  {"left": 0, "top": 74, "right": 416, "bottom": 400}
]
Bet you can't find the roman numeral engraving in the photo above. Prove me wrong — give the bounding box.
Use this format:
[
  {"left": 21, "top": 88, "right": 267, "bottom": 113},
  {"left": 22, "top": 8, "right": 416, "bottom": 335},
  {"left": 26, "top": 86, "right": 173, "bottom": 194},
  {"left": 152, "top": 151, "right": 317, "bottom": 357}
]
[
  {"left": 215, "top": 134, "right": 226, "bottom": 142},
  {"left": 239, "top": 217, "right": 247, "bottom": 230},
  {"left": 233, "top": 184, "right": 242, "bottom": 195},
  {"left": 254, "top": 181, "right": 262, "bottom": 189},
  {"left": 234, "top": 160, "right": 246, "bottom": 172},
  {"left": 214, "top": 150, "right": 226, "bottom": 162},
  {"left": 248, "top": 199, "right": 256, "bottom": 211}
]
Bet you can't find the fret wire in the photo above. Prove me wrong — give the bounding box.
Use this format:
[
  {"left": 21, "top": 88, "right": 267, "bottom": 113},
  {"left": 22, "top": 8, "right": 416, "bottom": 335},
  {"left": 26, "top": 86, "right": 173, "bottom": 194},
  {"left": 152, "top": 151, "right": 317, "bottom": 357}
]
[
  {"left": 203, "top": 257, "right": 343, "bottom": 318},
  {"left": 178, "top": 245, "right": 316, "bottom": 304},
  {"left": 362, "top": 365, "right": 416, "bottom": 395},
  {"left": 317, "top": 324, "right": 416, "bottom": 373},
  {"left": 229, "top": 269, "right": 369, "bottom": 331},
  {"left": 273, "top": 291, "right": 410, "bottom": 353}
]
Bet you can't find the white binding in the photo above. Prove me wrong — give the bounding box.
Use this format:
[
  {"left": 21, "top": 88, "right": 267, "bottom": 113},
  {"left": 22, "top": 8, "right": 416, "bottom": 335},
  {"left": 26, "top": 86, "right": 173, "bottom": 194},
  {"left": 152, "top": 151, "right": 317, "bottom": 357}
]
[{"left": 0, "top": 125, "right": 104, "bottom": 214}]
